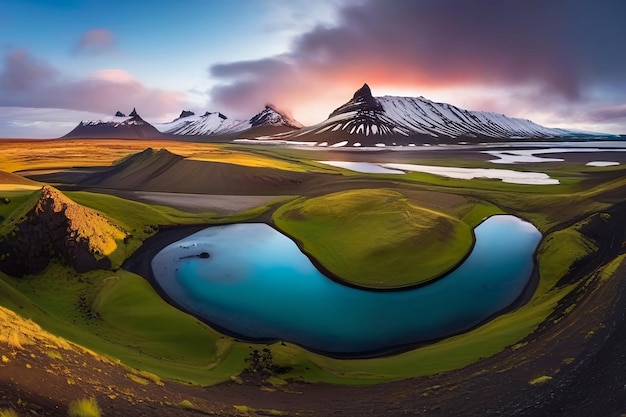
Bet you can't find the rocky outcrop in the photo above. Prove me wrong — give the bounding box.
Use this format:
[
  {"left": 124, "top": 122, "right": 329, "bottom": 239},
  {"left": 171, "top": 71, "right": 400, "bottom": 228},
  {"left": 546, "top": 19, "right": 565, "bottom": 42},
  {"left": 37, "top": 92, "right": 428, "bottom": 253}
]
[
  {"left": 0, "top": 186, "right": 127, "bottom": 277},
  {"left": 249, "top": 105, "right": 303, "bottom": 129},
  {"left": 178, "top": 110, "right": 195, "bottom": 119},
  {"left": 62, "top": 108, "right": 163, "bottom": 139}
]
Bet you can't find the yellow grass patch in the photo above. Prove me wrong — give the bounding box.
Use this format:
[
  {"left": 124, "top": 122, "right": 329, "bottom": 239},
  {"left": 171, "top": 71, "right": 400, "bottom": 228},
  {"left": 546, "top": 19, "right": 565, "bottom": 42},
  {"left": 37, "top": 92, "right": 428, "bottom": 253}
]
[
  {"left": 185, "top": 150, "right": 304, "bottom": 171},
  {"left": 0, "top": 184, "right": 41, "bottom": 191},
  {"left": 528, "top": 375, "right": 553, "bottom": 385},
  {"left": 37, "top": 186, "right": 126, "bottom": 256},
  {"left": 0, "top": 139, "right": 302, "bottom": 173},
  {"left": 0, "top": 305, "right": 72, "bottom": 351}
]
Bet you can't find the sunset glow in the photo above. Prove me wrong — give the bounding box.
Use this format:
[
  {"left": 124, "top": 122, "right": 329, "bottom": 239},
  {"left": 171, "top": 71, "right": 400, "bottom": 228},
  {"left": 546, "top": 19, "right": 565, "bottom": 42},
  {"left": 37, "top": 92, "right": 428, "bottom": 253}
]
[{"left": 1, "top": 0, "right": 625, "bottom": 137}]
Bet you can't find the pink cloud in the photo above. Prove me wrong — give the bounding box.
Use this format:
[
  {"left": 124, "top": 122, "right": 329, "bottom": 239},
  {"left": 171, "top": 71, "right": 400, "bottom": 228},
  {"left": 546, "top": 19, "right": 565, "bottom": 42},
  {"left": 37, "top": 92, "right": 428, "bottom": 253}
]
[
  {"left": 588, "top": 105, "right": 626, "bottom": 123},
  {"left": 0, "top": 49, "right": 58, "bottom": 92},
  {"left": 208, "top": 0, "right": 626, "bottom": 131},
  {"left": 0, "top": 49, "right": 186, "bottom": 118},
  {"left": 74, "top": 29, "right": 116, "bottom": 55}
]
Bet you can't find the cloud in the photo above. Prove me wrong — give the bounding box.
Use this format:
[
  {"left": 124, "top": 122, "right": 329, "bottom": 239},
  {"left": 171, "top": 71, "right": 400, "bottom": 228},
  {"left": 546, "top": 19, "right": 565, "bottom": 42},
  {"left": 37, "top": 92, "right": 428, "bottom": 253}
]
[
  {"left": 0, "top": 49, "right": 186, "bottom": 118},
  {"left": 0, "top": 49, "right": 58, "bottom": 92},
  {"left": 74, "top": 29, "right": 116, "bottom": 55},
  {"left": 588, "top": 105, "right": 626, "bottom": 123},
  {"left": 208, "top": 0, "right": 626, "bottom": 130},
  {"left": 0, "top": 107, "right": 110, "bottom": 139}
]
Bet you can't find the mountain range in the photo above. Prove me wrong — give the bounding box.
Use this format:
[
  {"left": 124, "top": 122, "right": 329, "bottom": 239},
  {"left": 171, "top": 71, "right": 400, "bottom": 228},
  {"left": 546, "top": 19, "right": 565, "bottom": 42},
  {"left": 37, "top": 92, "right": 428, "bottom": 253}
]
[
  {"left": 154, "top": 104, "right": 302, "bottom": 136},
  {"left": 280, "top": 84, "right": 582, "bottom": 147},
  {"left": 62, "top": 84, "right": 612, "bottom": 145},
  {"left": 63, "top": 108, "right": 162, "bottom": 139}
]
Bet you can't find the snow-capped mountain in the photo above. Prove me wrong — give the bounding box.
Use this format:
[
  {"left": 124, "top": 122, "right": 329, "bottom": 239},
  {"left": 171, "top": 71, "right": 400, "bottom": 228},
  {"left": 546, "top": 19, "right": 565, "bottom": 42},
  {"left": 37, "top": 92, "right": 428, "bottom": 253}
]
[
  {"left": 63, "top": 108, "right": 162, "bottom": 139},
  {"left": 155, "top": 105, "right": 302, "bottom": 136},
  {"left": 277, "top": 84, "right": 581, "bottom": 147},
  {"left": 154, "top": 110, "right": 242, "bottom": 136},
  {"left": 249, "top": 105, "right": 302, "bottom": 129}
]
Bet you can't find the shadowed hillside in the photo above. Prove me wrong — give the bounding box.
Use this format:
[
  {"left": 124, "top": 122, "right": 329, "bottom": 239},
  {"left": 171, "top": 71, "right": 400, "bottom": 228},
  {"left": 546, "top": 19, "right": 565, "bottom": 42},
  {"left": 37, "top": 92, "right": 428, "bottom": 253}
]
[
  {"left": 0, "top": 170, "right": 41, "bottom": 188},
  {"left": 81, "top": 147, "right": 317, "bottom": 195},
  {"left": 0, "top": 185, "right": 126, "bottom": 276}
]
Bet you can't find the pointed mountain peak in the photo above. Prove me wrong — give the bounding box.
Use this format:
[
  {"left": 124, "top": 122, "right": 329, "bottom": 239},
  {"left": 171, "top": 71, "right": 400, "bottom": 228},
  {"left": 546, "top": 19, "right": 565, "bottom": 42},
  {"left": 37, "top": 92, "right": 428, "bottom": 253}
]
[
  {"left": 179, "top": 110, "right": 195, "bottom": 119},
  {"left": 354, "top": 83, "right": 373, "bottom": 100},
  {"left": 115, "top": 111, "right": 126, "bottom": 117},
  {"left": 250, "top": 104, "right": 303, "bottom": 129},
  {"left": 129, "top": 108, "right": 139, "bottom": 117},
  {"left": 199, "top": 111, "right": 228, "bottom": 120},
  {"left": 328, "top": 83, "right": 382, "bottom": 118},
  {"left": 0, "top": 185, "right": 127, "bottom": 276}
]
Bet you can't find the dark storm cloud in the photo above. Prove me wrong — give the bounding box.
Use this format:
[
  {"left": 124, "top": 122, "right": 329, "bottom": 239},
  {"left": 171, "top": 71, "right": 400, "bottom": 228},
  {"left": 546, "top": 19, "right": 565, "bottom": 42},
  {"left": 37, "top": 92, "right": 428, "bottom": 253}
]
[
  {"left": 0, "top": 49, "right": 185, "bottom": 117},
  {"left": 209, "top": 0, "right": 626, "bottom": 125}
]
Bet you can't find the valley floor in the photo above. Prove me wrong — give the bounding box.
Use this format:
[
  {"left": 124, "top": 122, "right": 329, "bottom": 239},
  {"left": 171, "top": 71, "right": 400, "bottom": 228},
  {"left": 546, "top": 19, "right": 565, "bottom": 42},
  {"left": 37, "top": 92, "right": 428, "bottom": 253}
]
[
  {"left": 1, "top": 139, "right": 626, "bottom": 416},
  {"left": 2, "top": 256, "right": 625, "bottom": 417}
]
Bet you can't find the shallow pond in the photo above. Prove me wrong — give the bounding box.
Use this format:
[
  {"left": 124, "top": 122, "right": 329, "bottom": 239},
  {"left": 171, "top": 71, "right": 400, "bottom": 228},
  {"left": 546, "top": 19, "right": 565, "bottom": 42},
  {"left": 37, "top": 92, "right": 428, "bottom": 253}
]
[
  {"left": 317, "top": 160, "right": 559, "bottom": 185},
  {"left": 151, "top": 215, "right": 541, "bottom": 355}
]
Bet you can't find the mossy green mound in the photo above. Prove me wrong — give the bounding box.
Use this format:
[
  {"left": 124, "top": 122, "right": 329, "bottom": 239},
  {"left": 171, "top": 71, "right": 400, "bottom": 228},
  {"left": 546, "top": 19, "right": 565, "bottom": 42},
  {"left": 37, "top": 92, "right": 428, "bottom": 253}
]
[{"left": 273, "top": 189, "right": 473, "bottom": 289}]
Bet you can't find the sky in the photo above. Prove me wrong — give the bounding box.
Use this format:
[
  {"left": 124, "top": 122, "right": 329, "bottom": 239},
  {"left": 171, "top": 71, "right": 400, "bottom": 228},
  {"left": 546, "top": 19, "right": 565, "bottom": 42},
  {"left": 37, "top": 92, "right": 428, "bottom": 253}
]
[{"left": 1, "top": 0, "right": 625, "bottom": 138}]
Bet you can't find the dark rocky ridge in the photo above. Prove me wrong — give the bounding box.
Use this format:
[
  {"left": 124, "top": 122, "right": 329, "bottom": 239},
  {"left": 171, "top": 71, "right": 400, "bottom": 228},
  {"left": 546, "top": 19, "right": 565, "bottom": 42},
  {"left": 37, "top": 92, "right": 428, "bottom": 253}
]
[
  {"left": 249, "top": 104, "right": 303, "bottom": 129},
  {"left": 0, "top": 185, "right": 126, "bottom": 276},
  {"left": 63, "top": 108, "right": 163, "bottom": 139},
  {"left": 268, "top": 83, "right": 606, "bottom": 146},
  {"left": 178, "top": 110, "right": 195, "bottom": 119},
  {"left": 328, "top": 83, "right": 384, "bottom": 117}
]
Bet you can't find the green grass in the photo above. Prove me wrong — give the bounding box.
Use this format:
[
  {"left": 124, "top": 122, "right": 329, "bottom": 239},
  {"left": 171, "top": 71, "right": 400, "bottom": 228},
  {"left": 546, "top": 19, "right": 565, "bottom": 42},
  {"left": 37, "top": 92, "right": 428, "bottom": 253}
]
[
  {"left": 66, "top": 191, "right": 216, "bottom": 266},
  {"left": 0, "top": 151, "right": 624, "bottom": 388},
  {"left": 273, "top": 189, "right": 473, "bottom": 288},
  {"left": 536, "top": 221, "right": 599, "bottom": 293},
  {"left": 459, "top": 201, "right": 506, "bottom": 227},
  {"left": 0, "top": 189, "right": 39, "bottom": 236},
  {"left": 1, "top": 213, "right": 575, "bottom": 387},
  {"left": 0, "top": 189, "right": 284, "bottom": 385},
  {"left": 0, "top": 183, "right": 613, "bottom": 386},
  {"left": 0, "top": 265, "right": 249, "bottom": 386},
  {"left": 271, "top": 283, "right": 568, "bottom": 385}
]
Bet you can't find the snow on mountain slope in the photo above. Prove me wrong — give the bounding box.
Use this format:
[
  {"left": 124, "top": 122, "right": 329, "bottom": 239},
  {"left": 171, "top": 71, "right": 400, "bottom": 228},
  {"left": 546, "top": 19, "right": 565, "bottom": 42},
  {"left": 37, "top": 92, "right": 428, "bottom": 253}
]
[
  {"left": 281, "top": 84, "right": 579, "bottom": 146},
  {"left": 155, "top": 111, "right": 242, "bottom": 135},
  {"left": 377, "top": 95, "right": 568, "bottom": 139},
  {"left": 156, "top": 105, "right": 302, "bottom": 136},
  {"left": 63, "top": 108, "right": 162, "bottom": 138},
  {"left": 250, "top": 104, "right": 303, "bottom": 129}
]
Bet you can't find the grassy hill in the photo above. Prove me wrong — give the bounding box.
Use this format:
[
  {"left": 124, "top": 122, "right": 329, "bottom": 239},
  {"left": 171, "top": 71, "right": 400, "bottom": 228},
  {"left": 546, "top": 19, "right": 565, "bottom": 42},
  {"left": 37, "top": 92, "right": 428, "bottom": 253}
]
[{"left": 273, "top": 188, "right": 474, "bottom": 288}]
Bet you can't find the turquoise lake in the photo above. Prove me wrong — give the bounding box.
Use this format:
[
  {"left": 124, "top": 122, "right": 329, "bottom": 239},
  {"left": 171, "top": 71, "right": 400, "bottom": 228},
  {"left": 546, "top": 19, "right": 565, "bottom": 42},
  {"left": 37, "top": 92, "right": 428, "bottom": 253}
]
[{"left": 151, "top": 215, "right": 541, "bottom": 354}]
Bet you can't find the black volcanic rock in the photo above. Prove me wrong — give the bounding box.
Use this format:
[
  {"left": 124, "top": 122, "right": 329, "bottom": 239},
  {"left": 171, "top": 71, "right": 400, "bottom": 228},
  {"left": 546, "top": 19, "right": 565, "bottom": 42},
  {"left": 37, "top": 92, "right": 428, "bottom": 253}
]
[
  {"left": 178, "top": 110, "right": 195, "bottom": 119},
  {"left": 0, "top": 185, "right": 126, "bottom": 277},
  {"left": 129, "top": 108, "right": 139, "bottom": 118},
  {"left": 115, "top": 111, "right": 126, "bottom": 117},
  {"left": 201, "top": 111, "right": 228, "bottom": 119},
  {"left": 329, "top": 83, "right": 384, "bottom": 118}
]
